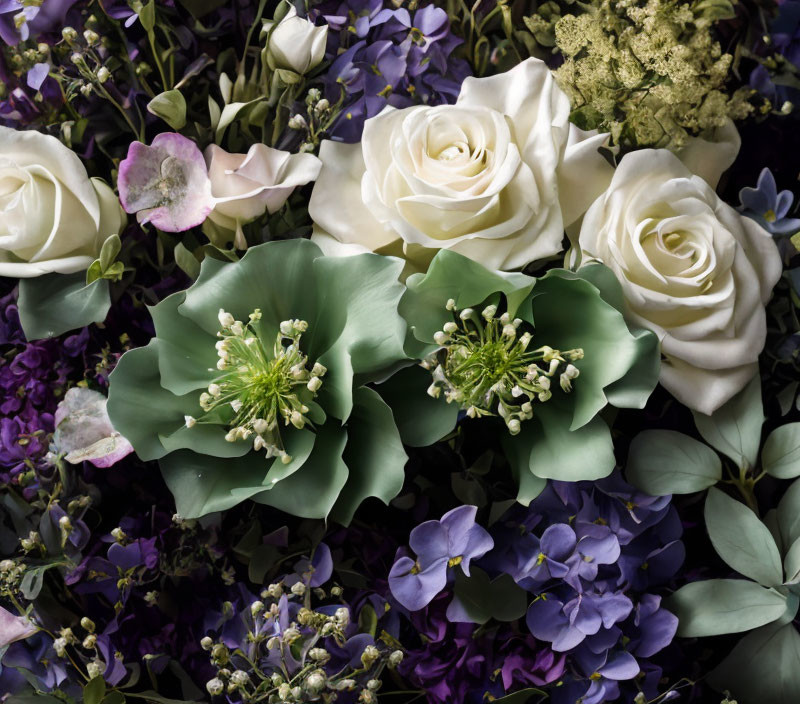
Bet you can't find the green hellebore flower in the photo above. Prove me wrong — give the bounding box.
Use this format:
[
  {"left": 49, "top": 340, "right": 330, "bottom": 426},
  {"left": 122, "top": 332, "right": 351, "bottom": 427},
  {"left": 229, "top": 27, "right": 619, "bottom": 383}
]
[
  {"left": 107, "top": 239, "right": 410, "bottom": 523},
  {"left": 378, "top": 249, "right": 660, "bottom": 504}
]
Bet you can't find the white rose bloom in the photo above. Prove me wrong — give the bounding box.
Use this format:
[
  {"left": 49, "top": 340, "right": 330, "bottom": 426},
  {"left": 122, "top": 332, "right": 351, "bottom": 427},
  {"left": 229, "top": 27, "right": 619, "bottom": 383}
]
[
  {"left": 308, "top": 58, "right": 613, "bottom": 272},
  {"left": 0, "top": 126, "right": 125, "bottom": 278},
  {"left": 577, "top": 148, "right": 782, "bottom": 415},
  {"left": 204, "top": 144, "right": 321, "bottom": 241},
  {"left": 265, "top": 7, "right": 327, "bottom": 76}
]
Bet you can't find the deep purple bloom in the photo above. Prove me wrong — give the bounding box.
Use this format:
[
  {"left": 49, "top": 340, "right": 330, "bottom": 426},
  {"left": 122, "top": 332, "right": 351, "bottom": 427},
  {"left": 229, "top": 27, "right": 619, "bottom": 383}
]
[{"left": 389, "top": 505, "right": 493, "bottom": 610}]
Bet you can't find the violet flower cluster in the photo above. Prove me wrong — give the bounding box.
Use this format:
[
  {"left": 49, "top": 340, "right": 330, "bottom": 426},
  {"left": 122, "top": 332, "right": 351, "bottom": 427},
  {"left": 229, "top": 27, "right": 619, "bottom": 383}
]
[
  {"left": 310, "top": 0, "right": 471, "bottom": 142},
  {"left": 389, "top": 473, "right": 684, "bottom": 703}
]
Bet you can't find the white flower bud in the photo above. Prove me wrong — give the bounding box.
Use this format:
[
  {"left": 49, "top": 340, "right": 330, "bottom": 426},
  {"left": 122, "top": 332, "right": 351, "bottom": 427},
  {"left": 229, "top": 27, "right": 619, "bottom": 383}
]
[
  {"left": 218, "top": 309, "right": 235, "bottom": 329},
  {"left": 288, "top": 114, "right": 308, "bottom": 130},
  {"left": 445, "top": 298, "right": 456, "bottom": 311},
  {"left": 62, "top": 26, "right": 78, "bottom": 42},
  {"left": 86, "top": 660, "right": 102, "bottom": 679},
  {"left": 230, "top": 670, "right": 249, "bottom": 687},
  {"left": 311, "top": 362, "right": 327, "bottom": 377},
  {"left": 230, "top": 399, "right": 243, "bottom": 413},
  {"left": 80, "top": 617, "right": 96, "bottom": 633},
  {"left": 507, "top": 418, "right": 521, "bottom": 435},
  {"left": 443, "top": 322, "right": 458, "bottom": 334},
  {"left": 388, "top": 650, "right": 404, "bottom": 667},
  {"left": 279, "top": 320, "right": 294, "bottom": 335},
  {"left": 335, "top": 607, "right": 350, "bottom": 625},
  {"left": 306, "top": 671, "right": 326, "bottom": 693},
  {"left": 250, "top": 600, "right": 265, "bottom": 617},
  {"left": 291, "top": 581, "right": 307, "bottom": 596},
  {"left": 481, "top": 305, "right": 497, "bottom": 321},
  {"left": 83, "top": 29, "right": 99, "bottom": 45},
  {"left": 58, "top": 515, "right": 72, "bottom": 531},
  {"left": 82, "top": 634, "right": 97, "bottom": 649},
  {"left": 290, "top": 411, "right": 305, "bottom": 429},
  {"left": 433, "top": 331, "right": 449, "bottom": 345},
  {"left": 280, "top": 452, "right": 292, "bottom": 465},
  {"left": 200, "top": 636, "right": 213, "bottom": 650},
  {"left": 184, "top": 415, "right": 196, "bottom": 428},
  {"left": 458, "top": 308, "right": 474, "bottom": 320},
  {"left": 230, "top": 321, "right": 244, "bottom": 336},
  {"left": 502, "top": 324, "right": 516, "bottom": 338},
  {"left": 96, "top": 66, "right": 111, "bottom": 83},
  {"left": 206, "top": 678, "right": 224, "bottom": 696},
  {"left": 278, "top": 683, "right": 291, "bottom": 700},
  {"left": 307, "top": 376, "right": 322, "bottom": 393}
]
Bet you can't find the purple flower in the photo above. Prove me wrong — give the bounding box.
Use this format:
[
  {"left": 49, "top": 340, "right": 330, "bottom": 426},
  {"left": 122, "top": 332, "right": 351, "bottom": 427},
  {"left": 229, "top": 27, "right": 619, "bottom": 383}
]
[
  {"left": 389, "top": 505, "right": 493, "bottom": 611},
  {"left": 311, "top": 0, "right": 471, "bottom": 142},
  {"left": 117, "top": 133, "right": 214, "bottom": 232},
  {"left": 739, "top": 167, "right": 800, "bottom": 236},
  {"left": 516, "top": 523, "right": 576, "bottom": 582},
  {"left": 0, "top": 605, "right": 36, "bottom": 647},
  {"left": 526, "top": 590, "right": 633, "bottom": 652},
  {"left": 0, "top": 0, "right": 77, "bottom": 45}
]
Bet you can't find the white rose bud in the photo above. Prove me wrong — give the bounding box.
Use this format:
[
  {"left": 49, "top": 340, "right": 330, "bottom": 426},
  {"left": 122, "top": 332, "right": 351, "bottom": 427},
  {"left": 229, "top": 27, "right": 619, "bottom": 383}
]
[{"left": 265, "top": 7, "right": 328, "bottom": 75}]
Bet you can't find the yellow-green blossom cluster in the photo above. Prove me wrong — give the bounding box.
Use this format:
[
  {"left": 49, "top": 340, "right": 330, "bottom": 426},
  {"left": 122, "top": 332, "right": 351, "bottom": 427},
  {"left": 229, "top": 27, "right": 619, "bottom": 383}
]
[{"left": 524, "top": 0, "right": 756, "bottom": 148}]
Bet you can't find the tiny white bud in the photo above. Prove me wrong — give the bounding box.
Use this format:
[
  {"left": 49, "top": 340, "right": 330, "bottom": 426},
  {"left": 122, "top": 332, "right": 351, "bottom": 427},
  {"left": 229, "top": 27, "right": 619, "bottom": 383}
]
[
  {"left": 230, "top": 670, "right": 249, "bottom": 687},
  {"left": 290, "top": 581, "right": 306, "bottom": 596},
  {"left": 218, "top": 309, "right": 235, "bottom": 328},
  {"left": 230, "top": 321, "right": 244, "bottom": 336},
  {"left": 481, "top": 305, "right": 497, "bottom": 321},
  {"left": 502, "top": 324, "right": 516, "bottom": 338},
  {"left": 445, "top": 298, "right": 456, "bottom": 311},
  {"left": 280, "top": 452, "right": 292, "bottom": 465},
  {"left": 230, "top": 399, "right": 243, "bottom": 413},
  {"left": 507, "top": 419, "right": 521, "bottom": 435},
  {"left": 433, "top": 331, "right": 449, "bottom": 345},
  {"left": 458, "top": 308, "right": 474, "bottom": 321},
  {"left": 82, "top": 634, "right": 97, "bottom": 649},
  {"left": 86, "top": 660, "right": 102, "bottom": 679},
  {"left": 58, "top": 515, "right": 72, "bottom": 531},
  {"left": 443, "top": 322, "right": 458, "bottom": 334},
  {"left": 388, "top": 650, "right": 404, "bottom": 667},
  {"left": 83, "top": 29, "right": 99, "bottom": 45},
  {"left": 288, "top": 114, "right": 308, "bottom": 130},
  {"left": 208, "top": 383, "right": 221, "bottom": 397},
  {"left": 279, "top": 320, "right": 294, "bottom": 336},
  {"left": 206, "top": 678, "right": 224, "bottom": 696},
  {"left": 250, "top": 600, "right": 265, "bottom": 616},
  {"left": 200, "top": 636, "right": 213, "bottom": 650},
  {"left": 290, "top": 411, "right": 305, "bottom": 429},
  {"left": 96, "top": 66, "right": 111, "bottom": 83},
  {"left": 216, "top": 358, "right": 227, "bottom": 371},
  {"left": 311, "top": 362, "right": 327, "bottom": 377},
  {"left": 184, "top": 415, "right": 196, "bottom": 428},
  {"left": 307, "top": 376, "right": 322, "bottom": 393}
]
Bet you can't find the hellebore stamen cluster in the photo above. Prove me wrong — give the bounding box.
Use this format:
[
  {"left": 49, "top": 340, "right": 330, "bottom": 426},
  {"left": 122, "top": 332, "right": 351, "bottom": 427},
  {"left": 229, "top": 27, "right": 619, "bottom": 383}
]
[
  {"left": 422, "top": 300, "right": 583, "bottom": 434},
  {"left": 189, "top": 309, "right": 327, "bottom": 464}
]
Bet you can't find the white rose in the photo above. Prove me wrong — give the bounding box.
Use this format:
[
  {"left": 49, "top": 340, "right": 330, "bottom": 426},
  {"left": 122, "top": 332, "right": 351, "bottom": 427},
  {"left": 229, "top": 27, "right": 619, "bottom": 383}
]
[
  {"left": 0, "top": 126, "right": 125, "bottom": 278},
  {"left": 308, "top": 57, "right": 613, "bottom": 272},
  {"left": 265, "top": 6, "right": 327, "bottom": 76},
  {"left": 577, "top": 148, "right": 782, "bottom": 415},
  {"left": 203, "top": 143, "right": 321, "bottom": 246}
]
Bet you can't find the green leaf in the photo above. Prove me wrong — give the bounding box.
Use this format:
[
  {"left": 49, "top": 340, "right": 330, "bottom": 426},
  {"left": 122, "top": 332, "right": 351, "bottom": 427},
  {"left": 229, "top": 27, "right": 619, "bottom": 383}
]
[
  {"left": 446, "top": 567, "right": 528, "bottom": 624},
  {"left": 138, "top": 0, "right": 156, "bottom": 32},
  {"left": 376, "top": 365, "right": 458, "bottom": 447},
  {"left": 328, "top": 386, "right": 407, "bottom": 525},
  {"left": 99, "top": 234, "right": 122, "bottom": 271},
  {"left": 778, "top": 478, "right": 800, "bottom": 551},
  {"left": 762, "top": 423, "right": 800, "bottom": 479},
  {"left": 692, "top": 375, "right": 764, "bottom": 470},
  {"left": 102, "top": 692, "right": 125, "bottom": 704},
  {"left": 18, "top": 273, "right": 110, "bottom": 340},
  {"left": 358, "top": 604, "right": 378, "bottom": 637},
  {"left": 173, "top": 241, "right": 200, "bottom": 280},
  {"left": 709, "top": 621, "right": 800, "bottom": 704},
  {"left": 784, "top": 537, "right": 800, "bottom": 585},
  {"left": 626, "top": 429, "right": 722, "bottom": 495},
  {"left": 83, "top": 677, "right": 106, "bottom": 704},
  {"left": 705, "top": 488, "right": 783, "bottom": 587},
  {"left": 147, "top": 90, "right": 187, "bottom": 130},
  {"left": 668, "top": 579, "right": 787, "bottom": 636}
]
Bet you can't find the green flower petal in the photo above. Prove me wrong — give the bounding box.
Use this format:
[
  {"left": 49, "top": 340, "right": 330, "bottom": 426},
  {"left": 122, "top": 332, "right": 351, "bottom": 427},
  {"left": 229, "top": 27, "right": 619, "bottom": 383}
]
[
  {"left": 150, "top": 290, "right": 217, "bottom": 396},
  {"left": 107, "top": 340, "right": 198, "bottom": 461},
  {"left": 253, "top": 423, "right": 349, "bottom": 519},
  {"left": 178, "top": 239, "right": 321, "bottom": 337},
  {"left": 313, "top": 253, "right": 406, "bottom": 420},
  {"left": 400, "top": 249, "right": 534, "bottom": 355},
  {"left": 376, "top": 365, "right": 459, "bottom": 447},
  {"left": 530, "top": 269, "right": 658, "bottom": 430},
  {"left": 159, "top": 429, "right": 316, "bottom": 518},
  {"left": 329, "top": 387, "right": 408, "bottom": 525}
]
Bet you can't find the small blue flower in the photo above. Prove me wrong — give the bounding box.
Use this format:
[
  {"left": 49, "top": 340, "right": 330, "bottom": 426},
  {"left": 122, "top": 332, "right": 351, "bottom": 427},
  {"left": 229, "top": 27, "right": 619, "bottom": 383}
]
[{"left": 739, "top": 167, "right": 800, "bottom": 236}]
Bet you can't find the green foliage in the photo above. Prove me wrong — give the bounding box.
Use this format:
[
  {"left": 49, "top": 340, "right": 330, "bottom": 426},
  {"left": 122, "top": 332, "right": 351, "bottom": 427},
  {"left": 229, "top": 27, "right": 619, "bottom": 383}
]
[
  {"left": 18, "top": 272, "right": 110, "bottom": 340},
  {"left": 448, "top": 567, "right": 528, "bottom": 625}
]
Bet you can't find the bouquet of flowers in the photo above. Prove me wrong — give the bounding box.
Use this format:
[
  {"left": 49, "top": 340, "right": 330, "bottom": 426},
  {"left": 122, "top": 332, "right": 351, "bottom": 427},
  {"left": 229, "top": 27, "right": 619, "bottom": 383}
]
[{"left": 2, "top": 0, "right": 800, "bottom": 702}]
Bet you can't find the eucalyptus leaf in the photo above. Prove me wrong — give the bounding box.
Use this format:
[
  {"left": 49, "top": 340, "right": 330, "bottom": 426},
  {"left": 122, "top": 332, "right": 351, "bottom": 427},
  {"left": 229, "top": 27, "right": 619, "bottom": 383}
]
[
  {"left": 626, "top": 429, "right": 721, "bottom": 495},
  {"left": 668, "top": 579, "right": 787, "bottom": 637},
  {"left": 692, "top": 375, "right": 764, "bottom": 470},
  {"left": 708, "top": 621, "right": 800, "bottom": 704},
  {"left": 705, "top": 487, "right": 783, "bottom": 587},
  {"left": 778, "top": 478, "right": 800, "bottom": 549},
  {"left": 784, "top": 537, "right": 800, "bottom": 585},
  {"left": 762, "top": 423, "right": 800, "bottom": 479},
  {"left": 18, "top": 273, "right": 110, "bottom": 340}
]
